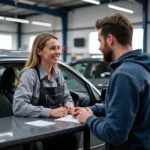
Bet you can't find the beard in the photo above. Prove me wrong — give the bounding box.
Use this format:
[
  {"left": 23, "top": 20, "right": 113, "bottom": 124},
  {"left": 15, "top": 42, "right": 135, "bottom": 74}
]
[{"left": 102, "top": 42, "right": 113, "bottom": 63}]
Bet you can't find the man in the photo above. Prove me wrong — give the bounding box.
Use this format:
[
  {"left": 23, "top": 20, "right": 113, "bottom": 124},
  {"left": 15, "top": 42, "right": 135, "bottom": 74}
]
[{"left": 73, "top": 13, "right": 150, "bottom": 150}]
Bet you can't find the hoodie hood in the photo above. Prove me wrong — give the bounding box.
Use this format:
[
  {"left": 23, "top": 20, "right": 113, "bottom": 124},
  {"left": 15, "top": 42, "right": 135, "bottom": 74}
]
[{"left": 111, "top": 49, "right": 150, "bottom": 72}]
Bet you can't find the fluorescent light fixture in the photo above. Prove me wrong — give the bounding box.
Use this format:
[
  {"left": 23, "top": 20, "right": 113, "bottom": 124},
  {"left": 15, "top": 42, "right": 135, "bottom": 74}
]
[
  {"left": 5, "top": 17, "right": 29, "bottom": 24},
  {"left": 108, "top": 4, "right": 134, "bottom": 14},
  {"left": 0, "top": 15, "right": 52, "bottom": 27},
  {"left": 0, "top": 55, "right": 8, "bottom": 57},
  {"left": 11, "top": 51, "right": 21, "bottom": 53},
  {"left": 0, "top": 16, "right": 5, "bottom": 20},
  {"left": 18, "top": 0, "right": 35, "bottom": 5},
  {"left": 81, "top": 0, "right": 100, "bottom": 5},
  {"left": 31, "top": 21, "right": 52, "bottom": 27}
]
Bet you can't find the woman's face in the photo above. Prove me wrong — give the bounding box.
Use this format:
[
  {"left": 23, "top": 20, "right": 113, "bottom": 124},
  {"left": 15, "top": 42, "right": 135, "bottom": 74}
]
[{"left": 37, "top": 38, "right": 60, "bottom": 65}]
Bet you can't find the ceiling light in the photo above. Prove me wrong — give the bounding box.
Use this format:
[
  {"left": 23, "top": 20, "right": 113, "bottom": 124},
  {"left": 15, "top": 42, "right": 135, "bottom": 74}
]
[
  {"left": 0, "top": 16, "right": 5, "bottom": 20},
  {"left": 108, "top": 4, "right": 134, "bottom": 14},
  {"left": 0, "top": 15, "right": 52, "bottom": 27},
  {"left": 5, "top": 17, "right": 29, "bottom": 24},
  {"left": 31, "top": 21, "right": 52, "bottom": 27},
  {"left": 18, "top": 0, "right": 35, "bottom": 5},
  {"left": 0, "top": 55, "right": 8, "bottom": 57},
  {"left": 81, "top": 0, "right": 100, "bottom": 5}
]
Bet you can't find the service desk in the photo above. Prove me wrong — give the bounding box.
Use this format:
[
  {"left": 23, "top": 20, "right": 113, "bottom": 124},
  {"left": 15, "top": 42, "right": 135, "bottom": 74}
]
[{"left": 0, "top": 116, "right": 90, "bottom": 150}]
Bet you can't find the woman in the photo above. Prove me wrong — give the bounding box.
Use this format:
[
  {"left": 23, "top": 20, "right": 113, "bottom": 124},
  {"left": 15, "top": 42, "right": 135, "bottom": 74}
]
[{"left": 13, "top": 33, "right": 80, "bottom": 150}]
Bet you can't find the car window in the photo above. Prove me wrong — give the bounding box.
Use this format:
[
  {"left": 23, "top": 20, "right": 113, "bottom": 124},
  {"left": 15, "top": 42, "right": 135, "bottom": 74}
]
[
  {"left": 72, "top": 63, "right": 88, "bottom": 75},
  {"left": 71, "top": 61, "right": 110, "bottom": 79},
  {"left": 92, "top": 62, "right": 110, "bottom": 78},
  {"left": 71, "top": 62, "right": 93, "bottom": 78},
  {"left": 60, "top": 67, "right": 92, "bottom": 107},
  {"left": 0, "top": 63, "right": 25, "bottom": 85},
  {"left": 61, "top": 68, "right": 87, "bottom": 92}
]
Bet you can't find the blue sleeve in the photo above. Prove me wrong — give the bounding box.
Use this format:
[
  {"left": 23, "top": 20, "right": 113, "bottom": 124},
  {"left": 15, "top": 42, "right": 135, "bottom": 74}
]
[
  {"left": 90, "top": 103, "right": 106, "bottom": 116},
  {"left": 86, "top": 73, "right": 140, "bottom": 145}
]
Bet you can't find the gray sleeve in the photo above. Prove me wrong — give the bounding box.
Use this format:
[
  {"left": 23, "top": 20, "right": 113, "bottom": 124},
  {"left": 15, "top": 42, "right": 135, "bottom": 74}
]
[
  {"left": 57, "top": 69, "right": 74, "bottom": 107},
  {"left": 13, "top": 69, "right": 50, "bottom": 118}
]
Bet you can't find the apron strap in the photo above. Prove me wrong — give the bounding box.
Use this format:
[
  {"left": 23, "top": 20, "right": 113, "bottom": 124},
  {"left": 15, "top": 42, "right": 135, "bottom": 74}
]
[{"left": 35, "top": 67, "right": 43, "bottom": 87}]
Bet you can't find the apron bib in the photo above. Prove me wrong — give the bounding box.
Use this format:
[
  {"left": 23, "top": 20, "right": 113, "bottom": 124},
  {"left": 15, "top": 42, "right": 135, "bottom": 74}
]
[{"left": 35, "top": 67, "right": 64, "bottom": 109}]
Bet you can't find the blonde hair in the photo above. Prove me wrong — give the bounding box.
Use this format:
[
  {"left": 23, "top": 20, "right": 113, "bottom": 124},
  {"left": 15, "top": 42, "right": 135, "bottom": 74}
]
[{"left": 18, "top": 33, "right": 58, "bottom": 83}]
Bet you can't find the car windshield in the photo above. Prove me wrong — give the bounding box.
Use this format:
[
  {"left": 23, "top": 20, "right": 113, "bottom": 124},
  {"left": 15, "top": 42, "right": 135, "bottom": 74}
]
[{"left": 71, "top": 61, "right": 111, "bottom": 79}]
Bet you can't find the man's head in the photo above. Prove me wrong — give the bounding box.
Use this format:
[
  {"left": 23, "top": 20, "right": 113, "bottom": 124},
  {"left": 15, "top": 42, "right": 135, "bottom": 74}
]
[{"left": 95, "top": 13, "right": 133, "bottom": 63}]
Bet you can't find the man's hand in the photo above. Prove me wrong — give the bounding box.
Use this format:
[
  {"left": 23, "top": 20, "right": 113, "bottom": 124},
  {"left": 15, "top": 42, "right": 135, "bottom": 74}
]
[
  {"left": 50, "top": 107, "right": 68, "bottom": 118},
  {"left": 73, "top": 107, "right": 93, "bottom": 124},
  {"left": 72, "top": 107, "right": 86, "bottom": 118}
]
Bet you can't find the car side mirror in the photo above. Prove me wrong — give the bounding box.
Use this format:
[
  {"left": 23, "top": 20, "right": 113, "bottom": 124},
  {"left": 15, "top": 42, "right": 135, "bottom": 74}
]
[{"left": 100, "top": 88, "right": 107, "bottom": 102}]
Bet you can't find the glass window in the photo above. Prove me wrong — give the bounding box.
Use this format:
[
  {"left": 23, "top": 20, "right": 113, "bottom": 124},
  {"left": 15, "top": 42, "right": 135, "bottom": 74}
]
[
  {"left": 71, "top": 62, "right": 92, "bottom": 78},
  {"left": 71, "top": 62, "right": 110, "bottom": 79},
  {"left": 61, "top": 68, "right": 87, "bottom": 92},
  {"left": 29, "top": 36, "right": 36, "bottom": 52},
  {"left": 60, "top": 67, "right": 91, "bottom": 107},
  {"left": 72, "top": 63, "right": 89, "bottom": 75},
  {"left": 89, "top": 32, "right": 101, "bottom": 54},
  {"left": 0, "top": 34, "right": 12, "bottom": 50},
  {"left": 91, "top": 62, "right": 110, "bottom": 78},
  {"left": 132, "top": 28, "right": 143, "bottom": 50}
]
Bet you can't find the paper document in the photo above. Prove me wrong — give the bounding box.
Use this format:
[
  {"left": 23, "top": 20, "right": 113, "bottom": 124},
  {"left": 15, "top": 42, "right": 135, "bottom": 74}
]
[
  {"left": 55, "top": 115, "right": 80, "bottom": 124},
  {"left": 25, "top": 120, "right": 55, "bottom": 127}
]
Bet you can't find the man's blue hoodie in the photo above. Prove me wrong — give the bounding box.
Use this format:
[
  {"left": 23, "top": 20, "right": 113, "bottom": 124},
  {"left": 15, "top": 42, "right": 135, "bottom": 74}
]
[{"left": 86, "top": 49, "right": 150, "bottom": 150}]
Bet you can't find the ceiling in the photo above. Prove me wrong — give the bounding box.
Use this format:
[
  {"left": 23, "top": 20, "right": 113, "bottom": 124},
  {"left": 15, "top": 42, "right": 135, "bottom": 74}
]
[{"left": 0, "top": 0, "right": 143, "bottom": 18}]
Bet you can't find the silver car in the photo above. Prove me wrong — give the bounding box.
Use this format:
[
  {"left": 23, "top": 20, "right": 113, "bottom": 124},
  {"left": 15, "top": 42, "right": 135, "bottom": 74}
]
[{"left": 0, "top": 51, "right": 105, "bottom": 150}]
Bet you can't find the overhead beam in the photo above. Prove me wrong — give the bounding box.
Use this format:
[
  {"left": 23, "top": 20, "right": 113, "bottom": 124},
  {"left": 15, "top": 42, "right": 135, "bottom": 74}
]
[
  {"left": 0, "top": 0, "right": 64, "bottom": 17},
  {"left": 19, "top": 13, "right": 41, "bottom": 18}
]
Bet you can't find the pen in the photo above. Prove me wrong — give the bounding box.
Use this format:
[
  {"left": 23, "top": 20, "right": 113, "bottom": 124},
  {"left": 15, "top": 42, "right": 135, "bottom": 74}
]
[{"left": 75, "top": 102, "right": 79, "bottom": 108}]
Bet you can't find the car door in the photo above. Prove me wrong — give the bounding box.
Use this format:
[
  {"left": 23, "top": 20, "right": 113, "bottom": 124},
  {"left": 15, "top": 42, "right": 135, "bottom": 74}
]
[{"left": 59, "top": 63, "right": 105, "bottom": 150}]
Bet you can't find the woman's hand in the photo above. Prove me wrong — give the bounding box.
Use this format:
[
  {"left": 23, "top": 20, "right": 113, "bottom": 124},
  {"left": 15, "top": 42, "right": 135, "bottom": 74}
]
[
  {"left": 66, "top": 104, "right": 75, "bottom": 115},
  {"left": 50, "top": 107, "right": 68, "bottom": 118}
]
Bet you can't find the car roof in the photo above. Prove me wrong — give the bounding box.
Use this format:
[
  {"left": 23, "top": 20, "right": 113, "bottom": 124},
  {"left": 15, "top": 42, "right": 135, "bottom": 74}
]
[
  {"left": 70, "top": 57, "right": 103, "bottom": 63},
  {"left": 0, "top": 50, "right": 30, "bottom": 58}
]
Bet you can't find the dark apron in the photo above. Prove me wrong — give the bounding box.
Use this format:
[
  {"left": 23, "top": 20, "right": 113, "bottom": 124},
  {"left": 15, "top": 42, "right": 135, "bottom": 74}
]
[
  {"left": 36, "top": 67, "right": 64, "bottom": 109},
  {"left": 35, "top": 67, "right": 81, "bottom": 150}
]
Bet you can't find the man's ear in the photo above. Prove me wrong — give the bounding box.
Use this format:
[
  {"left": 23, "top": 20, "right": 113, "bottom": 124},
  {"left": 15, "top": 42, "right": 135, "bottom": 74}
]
[{"left": 107, "top": 34, "right": 115, "bottom": 45}]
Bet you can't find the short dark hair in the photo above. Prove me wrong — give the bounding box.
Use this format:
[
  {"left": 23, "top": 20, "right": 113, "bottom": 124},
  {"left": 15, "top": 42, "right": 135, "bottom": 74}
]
[{"left": 95, "top": 13, "right": 133, "bottom": 46}]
